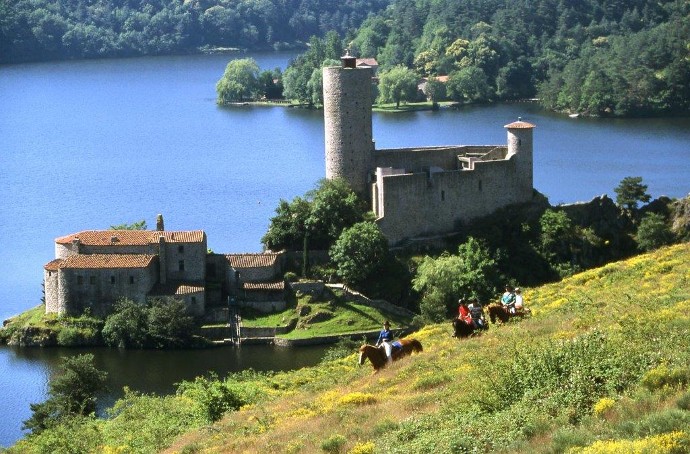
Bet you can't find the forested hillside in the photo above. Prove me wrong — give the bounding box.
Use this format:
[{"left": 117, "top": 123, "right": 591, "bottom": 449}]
[
  {"left": 0, "top": 0, "right": 389, "bottom": 63},
  {"left": 348, "top": 0, "right": 689, "bottom": 116}
]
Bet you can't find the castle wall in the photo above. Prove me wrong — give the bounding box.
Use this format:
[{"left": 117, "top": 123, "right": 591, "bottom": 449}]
[
  {"left": 376, "top": 155, "right": 532, "bottom": 244},
  {"left": 44, "top": 269, "right": 59, "bottom": 313},
  {"left": 373, "top": 145, "right": 503, "bottom": 172},
  {"left": 59, "top": 263, "right": 158, "bottom": 316},
  {"left": 161, "top": 238, "right": 207, "bottom": 282}
]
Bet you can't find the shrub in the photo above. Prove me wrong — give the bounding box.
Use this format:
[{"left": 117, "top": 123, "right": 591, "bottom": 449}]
[
  {"left": 348, "top": 441, "right": 375, "bottom": 454},
  {"left": 176, "top": 373, "right": 247, "bottom": 423},
  {"left": 593, "top": 397, "right": 616, "bottom": 417},
  {"left": 641, "top": 366, "right": 690, "bottom": 391},
  {"left": 321, "top": 434, "right": 347, "bottom": 453},
  {"left": 676, "top": 392, "right": 690, "bottom": 411}
]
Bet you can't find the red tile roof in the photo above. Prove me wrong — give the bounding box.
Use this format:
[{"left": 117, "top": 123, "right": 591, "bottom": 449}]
[
  {"left": 242, "top": 280, "right": 285, "bottom": 291},
  {"left": 151, "top": 282, "right": 205, "bottom": 296},
  {"left": 44, "top": 254, "right": 156, "bottom": 270},
  {"left": 504, "top": 120, "right": 536, "bottom": 129},
  {"left": 226, "top": 253, "right": 280, "bottom": 269},
  {"left": 55, "top": 230, "right": 205, "bottom": 246}
]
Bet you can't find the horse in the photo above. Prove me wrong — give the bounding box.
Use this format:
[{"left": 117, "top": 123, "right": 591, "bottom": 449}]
[
  {"left": 487, "top": 303, "right": 531, "bottom": 324},
  {"left": 451, "top": 318, "right": 487, "bottom": 338},
  {"left": 358, "top": 338, "right": 423, "bottom": 371}
]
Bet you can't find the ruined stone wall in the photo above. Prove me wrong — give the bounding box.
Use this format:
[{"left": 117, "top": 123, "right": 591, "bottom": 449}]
[
  {"left": 374, "top": 145, "right": 502, "bottom": 172},
  {"left": 376, "top": 155, "right": 531, "bottom": 244}
]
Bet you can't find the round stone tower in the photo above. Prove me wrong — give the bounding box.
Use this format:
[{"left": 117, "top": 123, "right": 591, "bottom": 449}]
[
  {"left": 505, "top": 118, "right": 535, "bottom": 200},
  {"left": 322, "top": 54, "right": 374, "bottom": 197}
]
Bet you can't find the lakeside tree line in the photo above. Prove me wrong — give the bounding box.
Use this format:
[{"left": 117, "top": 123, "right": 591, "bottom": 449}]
[{"left": 0, "top": 0, "right": 389, "bottom": 63}]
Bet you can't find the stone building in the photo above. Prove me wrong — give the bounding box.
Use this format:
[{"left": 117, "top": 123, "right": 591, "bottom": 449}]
[
  {"left": 44, "top": 229, "right": 208, "bottom": 316},
  {"left": 323, "top": 55, "right": 536, "bottom": 244},
  {"left": 225, "top": 252, "right": 287, "bottom": 312}
]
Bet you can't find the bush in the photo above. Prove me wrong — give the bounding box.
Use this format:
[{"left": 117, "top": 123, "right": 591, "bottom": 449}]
[
  {"left": 641, "top": 366, "right": 690, "bottom": 391},
  {"left": 176, "top": 373, "right": 246, "bottom": 423},
  {"left": 321, "top": 434, "right": 347, "bottom": 453}
]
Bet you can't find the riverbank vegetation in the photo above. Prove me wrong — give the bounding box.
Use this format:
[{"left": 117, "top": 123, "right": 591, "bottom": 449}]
[{"left": 8, "top": 242, "right": 690, "bottom": 452}]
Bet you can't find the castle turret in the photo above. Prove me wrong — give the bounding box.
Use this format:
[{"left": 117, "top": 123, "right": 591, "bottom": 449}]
[
  {"left": 505, "top": 118, "right": 535, "bottom": 200},
  {"left": 322, "top": 54, "right": 374, "bottom": 197}
]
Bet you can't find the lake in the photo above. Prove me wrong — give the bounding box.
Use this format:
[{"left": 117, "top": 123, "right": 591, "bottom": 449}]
[{"left": 0, "top": 51, "right": 689, "bottom": 447}]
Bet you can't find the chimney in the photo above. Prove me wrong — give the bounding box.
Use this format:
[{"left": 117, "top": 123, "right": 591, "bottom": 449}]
[
  {"left": 341, "top": 50, "right": 356, "bottom": 69},
  {"left": 71, "top": 238, "right": 81, "bottom": 254},
  {"left": 156, "top": 214, "right": 164, "bottom": 231}
]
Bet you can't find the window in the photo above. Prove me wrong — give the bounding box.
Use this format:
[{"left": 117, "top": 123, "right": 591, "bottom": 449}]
[
  {"left": 191, "top": 297, "right": 197, "bottom": 305},
  {"left": 179, "top": 260, "right": 185, "bottom": 271},
  {"left": 129, "top": 276, "right": 134, "bottom": 284},
  {"left": 441, "top": 190, "right": 445, "bottom": 201},
  {"left": 89, "top": 276, "right": 96, "bottom": 285},
  {"left": 110, "top": 276, "right": 116, "bottom": 284},
  {"left": 478, "top": 180, "right": 483, "bottom": 191},
  {"left": 178, "top": 245, "right": 184, "bottom": 254},
  {"left": 77, "top": 276, "right": 84, "bottom": 285}
]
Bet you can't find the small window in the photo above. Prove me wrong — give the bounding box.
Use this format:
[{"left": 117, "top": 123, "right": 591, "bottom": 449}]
[
  {"left": 478, "top": 180, "right": 483, "bottom": 191},
  {"left": 178, "top": 245, "right": 184, "bottom": 254},
  {"left": 441, "top": 190, "right": 445, "bottom": 201},
  {"left": 129, "top": 276, "right": 135, "bottom": 284},
  {"left": 89, "top": 276, "right": 96, "bottom": 285},
  {"left": 110, "top": 276, "right": 116, "bottom": 285},
  {"left": 77, "top": 276, "right": 84, "bottom": 285},
  {"left": 191, "top": 297, "right": 197, "bottom": 305},
  {"left": 179, "top": 260, "right": 185, "bottom": 271}
]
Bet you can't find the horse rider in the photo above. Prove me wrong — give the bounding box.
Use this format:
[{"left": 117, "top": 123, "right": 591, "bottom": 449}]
[
  {"left": 468, "top": 298, "right": 487, "bottom": 330},
  {"left": 514, "top": 287, "right": 525, "bottom": 313},
  {"left": 501, "top": 285, "right": 517, "bottom": 314},
  {"left": 457, "top": 299, "right": 473, "bottom": 326},
  {"left": 375, "top": 320, "right": 394, "bottom": 364}
]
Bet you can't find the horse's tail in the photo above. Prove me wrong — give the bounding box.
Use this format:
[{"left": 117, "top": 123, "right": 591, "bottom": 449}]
[{"left": 410, "top": 339, "right": 423, "bottom": 352}]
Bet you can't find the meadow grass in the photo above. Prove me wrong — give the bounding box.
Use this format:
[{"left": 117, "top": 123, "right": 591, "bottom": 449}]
[{"left": 9, "top": 243, "right": 690, "bottom": 453}]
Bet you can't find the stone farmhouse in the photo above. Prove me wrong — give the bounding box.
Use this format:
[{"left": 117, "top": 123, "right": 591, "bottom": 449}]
[
  {"left": 44, "top": 224, "right": 287, "bottom": 316},
  {"left": 323, "top": 54, "right": 536, "bottom": 244}
]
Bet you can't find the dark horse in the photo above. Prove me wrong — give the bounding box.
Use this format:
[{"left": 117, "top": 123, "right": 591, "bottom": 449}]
[
  {"left": 358, "top": 338, "right": 423, "bottom": 371},
  {"left": 452, "top": 319, "right": 487, "bottom": 338},
  {"left": 487, "top": 303, "right": 531, "bottom": 324}
]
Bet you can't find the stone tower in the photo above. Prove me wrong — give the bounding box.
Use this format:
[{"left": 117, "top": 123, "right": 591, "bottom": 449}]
[
  {"left": 322, "top": 54, "right": 374, "bottom": 197},
  {"left": 505, "top": 118, "right": 535, "bottom": 199}
]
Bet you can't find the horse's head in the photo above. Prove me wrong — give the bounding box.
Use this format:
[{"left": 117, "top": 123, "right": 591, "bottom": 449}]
[{"left": 358, "top": 345, "right": 368, "bottom": 365}]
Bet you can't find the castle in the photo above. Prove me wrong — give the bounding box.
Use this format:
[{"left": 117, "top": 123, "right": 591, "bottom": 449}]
[
  {"left": 43, "top": 218, "right": 287, "bottom": 316},
  {"left": 323, "top": 54, "right": 536, "bottom": 244},
  {"left": 43, "top": 56, "right": 536, "bottom": 316}
]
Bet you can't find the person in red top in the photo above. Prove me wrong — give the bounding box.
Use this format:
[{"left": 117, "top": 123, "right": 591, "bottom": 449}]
[{"left": 457, "top": 299, "right": 472, "bottom": 326}]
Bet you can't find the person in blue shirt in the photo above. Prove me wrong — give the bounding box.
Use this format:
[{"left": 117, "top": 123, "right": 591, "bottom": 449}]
[
  {"left": 501, "top": 285, "right": 516, "bottom": 314},
  {"left": 375, "top": 320, "right": 394, "bottom": 364}
]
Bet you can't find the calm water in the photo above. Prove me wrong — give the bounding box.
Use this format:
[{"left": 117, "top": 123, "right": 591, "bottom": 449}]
[{"left": 1, "top": 52, "right": 689, "bottom": 446}]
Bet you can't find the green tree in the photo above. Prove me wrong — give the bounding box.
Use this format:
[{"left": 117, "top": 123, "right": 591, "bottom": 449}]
[
  {"left": 330, "top": 221, "right": 388, "bottom": 286},
  {"left": 539, "top": 209, "right": 577, "bottom": 264},
  {"left": 614, "top": 176, "right": 651, "bottom": 212},
  {"left": 110, "top": 220, "right": 147, "bottom": 230},
  {"left": 377, "top": 65, "right": 419, "bottom": 108},
  {"left": 446, "top": 66, "right": 491, "bottom": 103},
  {"left": 423, "top": 78, "right": 446, "bottom": 107},
  {"left": 102, "top": 298, "right": 148, "bottom": 349},
  {"left": 23, "top": 354, "right": 107, "bottom": 434},
  {"left": 216, "top": 58, "right": 260, "bottom": 104},
  {"left": 412, "top": 237, "right": 499, "bottom": 322},
  {"left": 636, "top": 212, "right": 675, "bottom": 251},
  {"left": 146, "top": 297, "right": 195, "bottom": 348}
]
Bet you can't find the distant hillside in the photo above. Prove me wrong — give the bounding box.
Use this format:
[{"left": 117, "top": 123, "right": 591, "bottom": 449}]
[
  {"left": 0, "top": 0, "right": 391, "bottom": 63},
  {"left": 9, "top": 243, "right": 690, "bottom": 452},
  {"left": 163, "top": 242, "right": 690, "bottom": 453}
]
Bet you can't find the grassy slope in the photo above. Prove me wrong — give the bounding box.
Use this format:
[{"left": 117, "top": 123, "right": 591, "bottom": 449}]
[{"left": 167, "top": 243, "right": 690, "bottom": 453}]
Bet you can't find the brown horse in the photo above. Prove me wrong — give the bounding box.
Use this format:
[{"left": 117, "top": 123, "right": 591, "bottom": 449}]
[
  {"left": 487, "top": 303, "right": 531, "bottom": 324},
  {"left": 358, "top": 338, "right": 423, "bottom": 371},
  {"left": 452, "top": 318, "right": 488, "bottom": 338}
]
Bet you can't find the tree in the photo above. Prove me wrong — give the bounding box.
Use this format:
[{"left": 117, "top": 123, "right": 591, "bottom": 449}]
[
  {"left": 412, "top": 237, "right": 500, "bottom": 322},
  {"left": 423, "top": 78, "right": 446, "bottom": 107},
  {"left": 216, "top": 58, "right": 260, "bottom": 104},
  {"left": 446, "top": 66, "right": 491, "bottom": 103},
  {"left": 636, "top": 212, "right": 674, "bottom": 251},
  {"left": 110, "top": 220, "right": 147, "bottom": 230},
  {"left": 614, "top": 176, "right": 651, "bottom": 212},
  {"left": 146, "top": 297, "right": 195, "bottom": 348},
  {"left": 23, "top": 354, "right": 107, "bottom": 434},
  {"left": 102, "top": 298, "right": 148, "bottom": 348},
  {"left": 377, "top": 65, "right": 419, "bottom": 108},
  {"left": 330, "top": 222, "right": 388, "bottom": 286}
]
